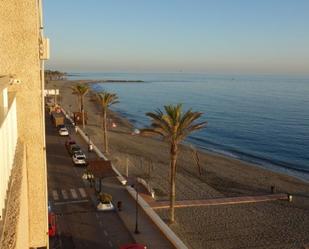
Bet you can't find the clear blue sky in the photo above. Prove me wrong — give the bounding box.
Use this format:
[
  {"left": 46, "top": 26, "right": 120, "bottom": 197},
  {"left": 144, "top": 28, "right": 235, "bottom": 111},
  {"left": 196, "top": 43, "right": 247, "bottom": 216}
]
[{"left": 44, "top": 0, "right": 309, "bottom": 74}]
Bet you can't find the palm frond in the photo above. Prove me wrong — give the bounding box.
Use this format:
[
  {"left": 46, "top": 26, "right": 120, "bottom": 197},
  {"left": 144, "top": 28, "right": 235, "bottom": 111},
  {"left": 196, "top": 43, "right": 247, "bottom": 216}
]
[
  {"left": 146, "top": 111, "right": 172, "bottom": 135},
  {"left": 178, "top": 110, "right": 203, "bottom": 132},
  {"left": 143, "top": 104, "right": 206, "bottom": 144},
  {"left": 97, "top": 91, "right": 119, "bottom": 109},
  {"left": 140, "top": 128, "right": 166, "bottom": 137},
  {"left": 71, "top": 84, "right": 89, "bottom": 95}
]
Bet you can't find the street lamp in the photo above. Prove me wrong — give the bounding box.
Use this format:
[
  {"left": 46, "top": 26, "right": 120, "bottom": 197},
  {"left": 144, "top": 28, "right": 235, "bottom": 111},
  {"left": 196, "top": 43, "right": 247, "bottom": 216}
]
[
  {"left": 69, "top": 104, "right": 72, "bottom": 118},
  {"left": 131, "top": 183, "right": 140, "bottom": 234},
  {"left": 85, "top": 133, "right": 93, "bottom": 156},
  {"left": 87, "top": 134, "right": 93, "bottom": 152},
  {"left": 53, "top": 84, "right": 57, "bottom": 105}
]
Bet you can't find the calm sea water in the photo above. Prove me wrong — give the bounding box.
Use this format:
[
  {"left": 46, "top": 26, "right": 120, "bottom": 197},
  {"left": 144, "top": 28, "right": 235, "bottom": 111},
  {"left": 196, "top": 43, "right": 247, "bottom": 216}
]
[{"left": 70, "top": 72, "right": 309, "bottom": 181}]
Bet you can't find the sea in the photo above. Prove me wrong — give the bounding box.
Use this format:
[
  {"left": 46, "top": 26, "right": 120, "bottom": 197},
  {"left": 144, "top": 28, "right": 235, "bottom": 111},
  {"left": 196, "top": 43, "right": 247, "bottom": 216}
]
[{"left": 69, "top": 72, "right": 309, "bottom": 182}]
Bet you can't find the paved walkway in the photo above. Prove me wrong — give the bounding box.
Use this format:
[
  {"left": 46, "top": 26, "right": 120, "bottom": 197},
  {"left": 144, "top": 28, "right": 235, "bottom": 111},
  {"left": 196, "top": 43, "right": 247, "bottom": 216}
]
[
  {"left": 146, "top": 193, "right": 289, "bottom": 209},
  {"left": 126, "top": 177, "right": 289, "bottom": 210}
]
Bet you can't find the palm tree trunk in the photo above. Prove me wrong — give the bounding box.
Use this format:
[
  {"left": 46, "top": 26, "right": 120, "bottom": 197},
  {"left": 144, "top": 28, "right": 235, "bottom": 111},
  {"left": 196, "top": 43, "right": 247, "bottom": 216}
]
[
  {"left": 78, "top": 95, "right": 82, "bottom": 112},
  {"left": 103, "top": 109, "right": 108, "bottom": 153},
  {"left": 169, "top": 143, "right": 178, "bottom": 223},
  {"left": 81, "top": 95, "right": 85, "bottom": 129}
]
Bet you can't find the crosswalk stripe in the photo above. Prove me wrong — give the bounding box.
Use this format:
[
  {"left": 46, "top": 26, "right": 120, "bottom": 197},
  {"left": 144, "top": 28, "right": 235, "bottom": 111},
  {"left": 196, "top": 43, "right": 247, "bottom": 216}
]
[
  {"left": 52, "top": 190, "right": 59, "bottom": 200},
  {"left": 78, "top": 188, "right": 87, "bottom": 198},
  {"left": 61, "top": 189, "right": 68, "bottom": 199},
  {"left": 70, "top": 189, "right": 78, "bottom": 199}
]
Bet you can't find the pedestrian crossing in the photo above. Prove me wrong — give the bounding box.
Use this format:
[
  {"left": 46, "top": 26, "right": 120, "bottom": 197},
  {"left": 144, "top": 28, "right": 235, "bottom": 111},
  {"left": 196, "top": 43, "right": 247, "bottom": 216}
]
[
  {"left": 78, "top": 187, "right": 87, "bottom": 198},
  {"left": 49, "top": 188, "right": 88, "bottom": 201},
  {"left": 70, "top": 189, "right": 78, "bottom": 199}
]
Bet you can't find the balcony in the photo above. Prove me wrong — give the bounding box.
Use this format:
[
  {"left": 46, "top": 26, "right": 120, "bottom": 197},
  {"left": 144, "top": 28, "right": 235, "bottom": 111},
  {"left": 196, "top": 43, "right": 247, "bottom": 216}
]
[
  {"left": 0, "top": 76, "right": 18, "bottom": 219},
  {"left": 0, "top": 76, "right": 29, "bottom": 249}
]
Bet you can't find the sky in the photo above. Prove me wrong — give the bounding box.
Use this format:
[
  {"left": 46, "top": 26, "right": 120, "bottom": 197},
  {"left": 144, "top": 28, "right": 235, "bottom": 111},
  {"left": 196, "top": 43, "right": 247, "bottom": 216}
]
[{"left": 44, "top": 0, "right": 309, "bottom": 75}]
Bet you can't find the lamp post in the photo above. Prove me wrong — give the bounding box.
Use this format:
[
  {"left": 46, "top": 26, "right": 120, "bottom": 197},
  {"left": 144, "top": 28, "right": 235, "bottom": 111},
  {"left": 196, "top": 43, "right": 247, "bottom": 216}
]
[
  {"left": 87, "top": 134, "right": 93, "bottom": 152},
  {"left": 53, "top": 84, "right": 57, "bottom": 105},
  {"left": 69, "top": 104, "right": 72, "bottom": 118},
  {"left": 88, "top": 172, "right": 94, "bottom": 187},
  {"left": 131, "top": 183, "right": 140, "bottom": 234},
  {"left": 85, "top": 133, "right": 93, "bottom": 154}
]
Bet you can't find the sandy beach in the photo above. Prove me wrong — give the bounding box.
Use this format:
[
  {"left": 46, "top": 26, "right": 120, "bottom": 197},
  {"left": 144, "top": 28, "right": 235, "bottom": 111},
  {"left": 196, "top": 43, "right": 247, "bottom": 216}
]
[{"left": 48, "top": 79, "right": 309, "bottom": 249}]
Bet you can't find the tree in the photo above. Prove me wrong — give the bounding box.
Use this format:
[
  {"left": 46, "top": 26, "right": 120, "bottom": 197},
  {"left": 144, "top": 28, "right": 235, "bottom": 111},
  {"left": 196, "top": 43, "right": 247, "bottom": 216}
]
[
  {"left": 141, "top": 104, "right": 207, "bottom": 223},
  {"left": 70, "top": 84, "right": 89, "bottom": 129},
  {"left": 45, "top": 70, "right": 67, "bottom": 81},
  {"left": 97, "top": 91, "right": 119, "bottom": 154}
]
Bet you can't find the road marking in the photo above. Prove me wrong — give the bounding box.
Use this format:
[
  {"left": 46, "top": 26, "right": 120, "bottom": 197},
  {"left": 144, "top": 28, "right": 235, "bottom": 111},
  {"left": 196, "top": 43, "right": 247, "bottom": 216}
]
[
  {"left": 95, "top": 213, "right": 99, "bottom": 218},
  {"left": 70, "top": 189, "right": 78, "bottom": 199},
  {"left": 54, "top": 199, "right": 89, "bottom": 205},
  {"left": 108, "top": 241, "right": 113, "bottom": 247},
  {"left": 99, "top": 221, "right": 103, "bottom": 227},
  {"left": 103, "top": 230, "right": 108, "bottom": 236},
  {"left": 61, "top": 190, "right": 68, "bottom": 199},
  {"left": 52, "top": 190, "right": 59, "bottom": 200},
  {"left": 78, "top": 188, "right": 87, "bottom": 198}
]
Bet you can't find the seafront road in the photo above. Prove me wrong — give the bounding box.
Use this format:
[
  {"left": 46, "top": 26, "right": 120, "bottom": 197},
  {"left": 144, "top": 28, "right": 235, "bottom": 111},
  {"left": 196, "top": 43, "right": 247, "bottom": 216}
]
[{"left": 46, "top": 114, "right": 134, "bottom": 249}]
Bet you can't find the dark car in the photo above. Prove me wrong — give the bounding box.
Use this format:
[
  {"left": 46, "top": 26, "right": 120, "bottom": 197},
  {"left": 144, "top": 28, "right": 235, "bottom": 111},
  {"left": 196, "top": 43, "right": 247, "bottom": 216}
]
[
  {"left": 65, "top": 139, "right": 76, "bottom": 150},
  {"left": 69, "top": 144, "right": 82, "bottom": 155}
]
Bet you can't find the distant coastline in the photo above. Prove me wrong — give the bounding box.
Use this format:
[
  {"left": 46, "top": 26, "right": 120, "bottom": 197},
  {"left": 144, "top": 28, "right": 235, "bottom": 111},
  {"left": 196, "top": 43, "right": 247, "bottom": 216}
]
[
  {"left": 63, "top": 79, "right": 144, "bottom": 84},
  {"left": 87, "top": 79, "right": 144, "bottom": 83},
  {"left": 45, "top": 70, "right": 144, "bottom": 84}
]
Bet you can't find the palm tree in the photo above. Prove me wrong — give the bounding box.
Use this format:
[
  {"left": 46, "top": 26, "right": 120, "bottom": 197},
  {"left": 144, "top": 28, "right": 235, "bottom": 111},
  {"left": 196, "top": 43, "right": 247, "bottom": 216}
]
[
  {"left": 70, "top": 84, "right": 89, "bottom": 129},
  {"left": 97, "top": 91, "right": 119, "bottom": 154},
  {"left": 141, "top": 104, "right": 207, "bottom": 223}
]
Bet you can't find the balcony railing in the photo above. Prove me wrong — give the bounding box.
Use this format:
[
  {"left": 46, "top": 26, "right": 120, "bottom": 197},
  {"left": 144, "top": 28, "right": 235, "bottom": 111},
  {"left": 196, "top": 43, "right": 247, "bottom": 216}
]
[{"left": 0, "top": 77, "right": 18, "bottom": 219}]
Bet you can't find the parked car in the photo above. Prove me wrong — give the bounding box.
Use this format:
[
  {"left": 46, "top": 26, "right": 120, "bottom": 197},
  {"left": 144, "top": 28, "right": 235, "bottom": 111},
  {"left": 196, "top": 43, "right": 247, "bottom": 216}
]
[
  {"left": 69, "top": 144, "right": 82, "bottom": 155},
  {"left": 97, "top": 192, "right": 114, "bottom": 211},
  {"left": 48, "top": 212, "right": 56, "bottom": 237},
  {"left": 72, "top": 153, "right": 87, "bottom": 166},
  {"left": 65, "top": 139, "right": 76, "bottom": 150},
  {"left": 59, "top": 127, "right": 69, "bottom": 136},
  {"left": 73, "top": 151, "right": 86, "bottom": 159},
  {"left": 119, "top": 244, "right": 147, "bottom": 249}
]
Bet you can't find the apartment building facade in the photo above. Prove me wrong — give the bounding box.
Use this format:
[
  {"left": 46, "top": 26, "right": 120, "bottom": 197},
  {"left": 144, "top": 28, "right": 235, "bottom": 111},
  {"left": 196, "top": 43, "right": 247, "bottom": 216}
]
[{"left": 0, "top": 0, "right": 49, "bottom": 248}]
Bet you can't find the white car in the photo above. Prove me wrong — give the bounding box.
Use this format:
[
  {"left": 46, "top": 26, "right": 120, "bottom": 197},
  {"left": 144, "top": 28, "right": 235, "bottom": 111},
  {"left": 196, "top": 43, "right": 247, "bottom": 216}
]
[
  {"left": 59, "top": 127, "right": 69, "bottom": 136},
  {"left": 97, "top": 202, "right": 114, "bottom": 211},
  {"left": 72, "top": 153, "right": 86, "bottom": 165},
  {"left": 73, "top": 151, "right": 86, "bottom": 159}
]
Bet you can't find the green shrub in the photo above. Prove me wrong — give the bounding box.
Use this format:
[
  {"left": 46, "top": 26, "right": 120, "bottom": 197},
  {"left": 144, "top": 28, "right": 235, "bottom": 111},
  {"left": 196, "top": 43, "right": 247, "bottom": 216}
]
[{"left": 99, "top": 193, "right": 112, "bottom": 204}]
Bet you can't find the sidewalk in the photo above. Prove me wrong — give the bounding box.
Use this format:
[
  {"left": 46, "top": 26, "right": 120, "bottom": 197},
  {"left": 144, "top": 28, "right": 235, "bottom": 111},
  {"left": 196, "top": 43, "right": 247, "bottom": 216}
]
[
  {"left": 101, "top": 179, "right": 175, "bottom": 249},
  {"left": 67, "top": 122, "right": 175, "bottom": 249}
]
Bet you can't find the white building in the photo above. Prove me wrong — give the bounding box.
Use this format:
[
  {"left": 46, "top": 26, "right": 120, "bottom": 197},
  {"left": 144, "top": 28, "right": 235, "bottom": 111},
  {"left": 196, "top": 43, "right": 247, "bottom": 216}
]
[{"left": 0, "top": 0, "right": 49, "bottom": 248}]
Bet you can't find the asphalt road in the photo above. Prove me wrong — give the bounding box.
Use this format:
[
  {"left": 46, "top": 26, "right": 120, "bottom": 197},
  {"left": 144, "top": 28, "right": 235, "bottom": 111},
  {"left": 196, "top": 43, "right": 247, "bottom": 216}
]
[{"left": 46, "top": 115, "right": 134, "bottom": 249}]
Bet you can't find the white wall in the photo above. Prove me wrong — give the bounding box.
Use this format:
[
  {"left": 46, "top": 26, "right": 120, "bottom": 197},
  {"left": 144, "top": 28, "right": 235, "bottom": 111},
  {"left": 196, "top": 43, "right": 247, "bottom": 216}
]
[{"left": 0, "top": 89, "right": 18, "bottom": 219}]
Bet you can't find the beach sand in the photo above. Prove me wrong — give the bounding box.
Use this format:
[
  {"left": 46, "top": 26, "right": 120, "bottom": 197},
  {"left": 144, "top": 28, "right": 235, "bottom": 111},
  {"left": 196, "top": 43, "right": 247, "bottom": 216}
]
[{"left": 48, "top": 79, "right": 309, "bottom": 249}]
